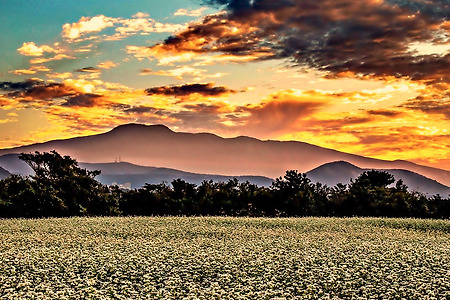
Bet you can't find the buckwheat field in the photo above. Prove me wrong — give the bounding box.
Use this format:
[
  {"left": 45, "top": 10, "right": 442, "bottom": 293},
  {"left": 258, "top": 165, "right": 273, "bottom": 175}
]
[{"left": 1, "top": 217, "right": 449, "bottom": 299}]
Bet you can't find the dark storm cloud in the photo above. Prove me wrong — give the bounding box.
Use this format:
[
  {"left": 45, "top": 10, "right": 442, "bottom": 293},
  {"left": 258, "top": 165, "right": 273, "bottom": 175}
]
[
  {"left": 0, "top": 79, "right": 77, "bottom": 100},
  {"left": 402, "top": 98, "right": 450, "bottom": 119},
  {"left": 367, "top": 109, "right": 404, "bottom": 117},
  {"left": 62, "top": 94, "right": 103, "bottom": 107},
  {"left": 124, "top": 105, "right": 156, "bottom": 113},
  {"left": 74, "top": 67, "right": 101, "bottom": 73},
  {"left": 145, "top": 83, "right": 235, "bottom": 97},
  {"left": 0, "top": 79, "right": 43, "bottom": 92},
  {"left": 152, "top": 0, "right": 450, "bottom": 83}
]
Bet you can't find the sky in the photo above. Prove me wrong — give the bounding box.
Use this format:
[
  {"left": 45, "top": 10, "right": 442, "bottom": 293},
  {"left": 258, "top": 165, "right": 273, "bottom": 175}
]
[{"left": 0, "top": 0, "right": 449, "bottom": 170}]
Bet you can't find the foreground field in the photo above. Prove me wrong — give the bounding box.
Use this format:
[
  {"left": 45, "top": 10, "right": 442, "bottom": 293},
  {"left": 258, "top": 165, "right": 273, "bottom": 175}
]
[{"left": 0, "top": 217, "right": 449, "bottom": 299}]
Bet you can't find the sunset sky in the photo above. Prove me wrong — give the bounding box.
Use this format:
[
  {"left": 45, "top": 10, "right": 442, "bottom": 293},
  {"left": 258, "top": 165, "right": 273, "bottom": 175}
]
[{"left": 0, "top": 0, "right": 449, "bottom": 170}]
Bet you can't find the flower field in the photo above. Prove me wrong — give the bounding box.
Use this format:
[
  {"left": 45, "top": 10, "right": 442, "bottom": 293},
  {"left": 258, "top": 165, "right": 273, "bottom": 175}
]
[{"left": 0, "top": 217, "right": 449, "bottom": 299}]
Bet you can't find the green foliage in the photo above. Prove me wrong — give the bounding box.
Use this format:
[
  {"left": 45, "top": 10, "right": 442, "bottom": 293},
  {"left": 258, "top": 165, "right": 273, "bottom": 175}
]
[{"left": 0, "top": 151, "right": 119, "bottom": 217}]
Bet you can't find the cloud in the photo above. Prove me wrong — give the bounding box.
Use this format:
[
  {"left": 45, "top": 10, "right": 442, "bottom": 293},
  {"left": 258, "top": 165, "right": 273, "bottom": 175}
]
[
  {"left": 75, "top": 67, "right": 101, "bottom": 73},
  {"left": 115, "top": 17, "right": 184, "bottom": 36},
  {"left": 17, "top": 42, "right": 61, "bottom": 57},
  {"left": 402, "top": 98, "right": 450, "bottom": 119},
  {"left": 174, "top": 7, "right": 208, "bottom": 17},
  {"left": 145, "top": 83, "right": 236, "bottom": 97},
  {"left": 140, "top": 66, "right": 227, "bottom": 80},
  {"left": 0, "top": 79, "right": 97, "bottom": 102},
  {"left": 61, "top": 13, "right": 185, "bottom": 43},
  {"left": 97, "top": 61, "right": 117, "bottom": 69},
  {"left": 0, "top": 79, "right": 44, "bottom": 92},
  {"left": 62, "top": 93, "right": 103, "bottom": 107},
  {"left": 10, "top": 65, "right": 52, "bottom": 75},
  {"left": 10, "top": 69, "right": 37, "bottom": 75},
  {"left": 19, "top": 83, "right": 77, "bottom": 101},
  {"left": 144, "top": 0, "right": 450, "bottom": 86},
  {"left": 236, "top": 90, "right": 330, "bottom": 136},
  {"left": 47, "top": 72, "right": 73, "bottom": 79},
  {"left": 124, "top": 105, "right": 156, "bottom": 114},
  {"left": 30, "top": 54, "right": 75, "bottom": 64},
  {"left": 366, "top": 109, "right": 405, "bottom": 117},
  {"left": 62, "top": 15, "right": 115, "bottom": 40},
  {"left": 128, "top": 12, "right": 275, "bottom": 65}
]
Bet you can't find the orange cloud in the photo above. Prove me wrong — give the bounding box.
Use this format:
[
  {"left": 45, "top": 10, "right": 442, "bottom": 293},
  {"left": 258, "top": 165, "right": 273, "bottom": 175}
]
[
  {"left": 10, "top": 65, "right": 52, "bottom": 75},
  {"left": 126, "top": 12, "right": 275, "bottom": 65},
  {"left": 47, "top": 72, "right": 73, "bottom": 80},
  {"left": 149, "top": 0, "right": 450, "bottom": 87},
  {"left": 30, "top": 54, "right": 75, "bottom": 64},
  {"left": 97, "top": 61, "right": 118, "bottom": 69},
  {"left": 140, "top": 66, "right": 227, "bottom": 81}
]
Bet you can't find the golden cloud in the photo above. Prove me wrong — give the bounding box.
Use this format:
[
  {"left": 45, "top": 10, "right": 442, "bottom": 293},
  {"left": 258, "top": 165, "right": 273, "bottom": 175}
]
[
  {"left": 30, "top": 54, "right": 75, "bottom": 65},
  {"left": 10, "top": 65, "right": 52, "bottom": 75},
  {"left": 97, "top": 61, "right": 118, "bottom": 69},
  {"left": 140, "top": 65, "right": 227, "bottom": 81},
  {"left": 17, "top": 42, "right": 62, "bottom": 57},
  {"left": 148, "top": 0, "right": 450, "bottom": 87}
]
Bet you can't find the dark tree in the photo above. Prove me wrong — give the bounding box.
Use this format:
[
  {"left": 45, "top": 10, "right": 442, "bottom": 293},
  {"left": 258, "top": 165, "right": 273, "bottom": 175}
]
[
  {"left": 271, "top": 170, "right": 316, "bottom": 216},
  {"left": 18, "top": 151, "right": 119, "bottom": 216},
  {"left": 0, "top": 175, "right": 37, "bottom": 217}
]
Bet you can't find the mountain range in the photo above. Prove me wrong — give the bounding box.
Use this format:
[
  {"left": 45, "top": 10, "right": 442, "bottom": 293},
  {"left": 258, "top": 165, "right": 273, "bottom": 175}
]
[
  {"left": 0, "top": 123, "right": 449, "bottom": 195},
  {"left": 0, "top": 153, "right": 448, "bottom": 196},
  {"left": 82, "top": 162, "right": 274, "bottom": 188}
]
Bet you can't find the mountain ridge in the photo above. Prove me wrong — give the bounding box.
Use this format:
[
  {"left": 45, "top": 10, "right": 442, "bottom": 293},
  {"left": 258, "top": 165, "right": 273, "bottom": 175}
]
[
  {"left": 0, "top": 153, "right": 448, "bottom": 195},
  {"left": 0, "top": 123, "right": 449, "bottom": 186},
  {"left": 307, "top": 161, "right": 450, "bottom": 196}
]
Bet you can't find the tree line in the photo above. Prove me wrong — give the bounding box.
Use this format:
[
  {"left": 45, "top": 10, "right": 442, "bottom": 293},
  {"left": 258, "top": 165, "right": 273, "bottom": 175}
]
[{"left": 0, "top": 151, "right": 448, "bottom": 218}]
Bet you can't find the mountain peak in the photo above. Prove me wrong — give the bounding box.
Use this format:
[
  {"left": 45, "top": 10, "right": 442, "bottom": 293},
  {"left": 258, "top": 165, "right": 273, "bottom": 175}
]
[
  {"left": 308, "top": 161, "right": 361, "bottom": 172},
  {"left": 110, "top": 123, "right": 173, "bottom": 133}
]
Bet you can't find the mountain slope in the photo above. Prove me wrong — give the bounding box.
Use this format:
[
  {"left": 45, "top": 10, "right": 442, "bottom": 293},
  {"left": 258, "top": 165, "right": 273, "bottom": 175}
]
[
  {"left": 0, "top": 123, "right": 449, "bottom": 186},
  {"left": 307, "top": 161, "right": 450, "bottom": 196},
  {"left": 81, "top": 162, "right": 274, "bottom": 188},
  {"left": 0, "top": 154, "right": 33, "bottom": 176},
  {"left": 1, "top": 153, "right": 448, "bottom": 194},
  {"left": 0, "top": 166, "right": 11, "bottom": 180},
  {"left": 0, "top": 154, "right": 273, "bottom": 188}
]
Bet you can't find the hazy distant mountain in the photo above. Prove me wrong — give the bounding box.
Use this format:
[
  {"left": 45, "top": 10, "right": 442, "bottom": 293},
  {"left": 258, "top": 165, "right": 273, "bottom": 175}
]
[
  {"left": 0, "top": 166, "right": 11, "bottom": 180},
  {"left": 1, "top": 153, "right": 448, "bottom": 195},
  {"left": 307, "top": 161, "right": 450, "bottom": 196},
  {"left": 0, "top": 154, "right": 273, "bottom": 188},
  {"left": 0, "top": 153, "right": 33, "bottom": 176},
  {"left": 81, "top": 162, "right": 274, "bottom": 188},
  {"left": 0, "top": 123, "right": 449, "bottom": 186}
]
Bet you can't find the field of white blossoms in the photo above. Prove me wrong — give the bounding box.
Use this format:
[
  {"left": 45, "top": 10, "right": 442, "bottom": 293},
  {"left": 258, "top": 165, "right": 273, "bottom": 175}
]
[{"left": 0, "top": 217, "right": 449, "bottom": 299}]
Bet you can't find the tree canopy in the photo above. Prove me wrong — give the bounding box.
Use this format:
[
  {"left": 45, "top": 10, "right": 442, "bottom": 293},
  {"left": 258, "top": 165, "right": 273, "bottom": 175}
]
[{"left": 0, "top": 151, "right": 448, "bottom": 218}]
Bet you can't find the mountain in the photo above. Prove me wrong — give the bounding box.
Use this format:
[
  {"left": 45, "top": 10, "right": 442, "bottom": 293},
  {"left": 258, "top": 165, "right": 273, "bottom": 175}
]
[
  {"left": 81, "top": 162, "right": 274, "bottom": 188},
  {"left": 0, "top": 166, "right": 11, "bottom": 180},
  {"left": 0, "top": 153, "right": 33, "bottom": 176},
  {"left": 0, "top": 123, "right": 449, "bottom": 186},
  {"left": 0, "top": 154, "right": 273, "bottom": 188},
  {"left": 1, "top": 152, "right": 448, "bottom": 195},
  {"left": 307, "top": 161, "right": 450, "bottom": 196}
]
